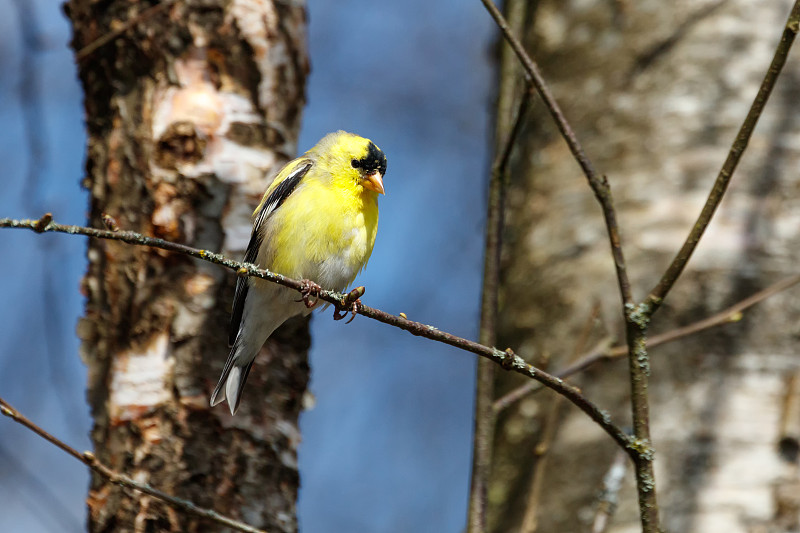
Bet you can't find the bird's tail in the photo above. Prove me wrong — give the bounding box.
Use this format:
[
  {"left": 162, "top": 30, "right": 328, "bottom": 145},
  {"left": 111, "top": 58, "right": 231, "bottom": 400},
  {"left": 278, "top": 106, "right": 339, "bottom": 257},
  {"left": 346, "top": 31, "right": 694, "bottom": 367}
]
[
  {"left": 210, "top": 282, "right": 304, "bottom": 414},
  {"left": 210, "top": 339, "right": 256, "bottom": 415}
]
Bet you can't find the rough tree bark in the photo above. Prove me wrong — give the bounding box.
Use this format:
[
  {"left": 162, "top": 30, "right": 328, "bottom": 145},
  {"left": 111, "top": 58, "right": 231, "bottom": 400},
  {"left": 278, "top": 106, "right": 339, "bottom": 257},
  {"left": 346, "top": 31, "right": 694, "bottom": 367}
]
[
  {"left": 64, "top": 1, "right": 309, "bottom": 531},
  {"left": 488, "top": 1, "right": 800, "bottom": 532}
]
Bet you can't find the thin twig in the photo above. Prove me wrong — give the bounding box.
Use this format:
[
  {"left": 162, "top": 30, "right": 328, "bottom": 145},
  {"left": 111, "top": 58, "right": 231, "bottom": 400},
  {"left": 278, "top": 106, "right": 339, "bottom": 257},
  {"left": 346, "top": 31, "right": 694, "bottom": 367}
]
[
  {"left": 468, "top": 4, "right": 530, "bottom": 527},
  {"left": 520, "top": 305, "right": 597, "bottom": 532},
  {"left": 493, "top": 90, "right": 531, "bottom": 175},
  {"left": 478, "top": 0, "right": 632, "bottom": 307},
  {"left": 468, "top": 76, "right": 531, "bottom": 533},
  {"left": 492, "top": 337, "right": 613, "bottom": 414},
  {"left": 646, "top": 1, "right": 800, "bottom": 311},
  {"left": 0, "top": 396, "right": 267, "bottom": 533},
  {"left": 644, "top": 273, "right": 800, "bottom": 350},
  {"left": 520, "top": 394, "right": 564, "bottom": 533},
  {"left": 622, "top": 320, "right": 657, "bottom": 531},
  {"left": 494, "top": 273, "right": 800, "bottom": 413},
  {"left": 0, "top": 215, "right": 633, "bottom": 454}
]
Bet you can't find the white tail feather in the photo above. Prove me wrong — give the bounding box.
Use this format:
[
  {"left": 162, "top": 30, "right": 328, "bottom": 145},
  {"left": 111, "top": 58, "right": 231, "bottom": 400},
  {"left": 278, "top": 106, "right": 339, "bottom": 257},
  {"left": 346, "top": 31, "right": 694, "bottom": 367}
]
[
  {"left": 210, "top": 283, "right": 306, "bottom": 414},
  {"left": 225, "top": 366, "right": 242, "bottom": 415}
]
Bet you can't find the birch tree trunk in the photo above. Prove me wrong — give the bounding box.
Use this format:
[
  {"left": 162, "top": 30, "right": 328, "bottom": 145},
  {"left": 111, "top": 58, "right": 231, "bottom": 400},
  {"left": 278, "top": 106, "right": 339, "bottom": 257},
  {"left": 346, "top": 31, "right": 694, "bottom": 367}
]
[
  {"left": 64, "top": 1, "right": 308, "bottom": 530},
  {"left": 489, "top": 1, "right": 800, "bottom": 532}
]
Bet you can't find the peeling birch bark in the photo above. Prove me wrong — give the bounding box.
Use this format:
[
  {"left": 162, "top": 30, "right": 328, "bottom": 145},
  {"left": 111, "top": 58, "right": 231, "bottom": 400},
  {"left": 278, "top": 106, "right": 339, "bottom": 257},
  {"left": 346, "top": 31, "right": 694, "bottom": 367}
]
[{"left": 64, "top": 1, "right": 309, "bottom": 530}]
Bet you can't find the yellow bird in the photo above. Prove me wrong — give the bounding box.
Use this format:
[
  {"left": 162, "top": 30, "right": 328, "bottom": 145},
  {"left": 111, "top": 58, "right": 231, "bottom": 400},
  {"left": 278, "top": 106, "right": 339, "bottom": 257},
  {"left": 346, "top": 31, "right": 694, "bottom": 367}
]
[{"left": 211, "top": 131, "right": 387, "bottom": 414}]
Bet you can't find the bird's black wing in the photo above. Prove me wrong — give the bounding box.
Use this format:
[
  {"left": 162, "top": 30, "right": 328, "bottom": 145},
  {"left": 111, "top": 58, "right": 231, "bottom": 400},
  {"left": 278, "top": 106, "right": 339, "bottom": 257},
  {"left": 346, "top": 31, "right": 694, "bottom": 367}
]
[{"left": 228, "top": 160, "right": 313, "bottom": 346}]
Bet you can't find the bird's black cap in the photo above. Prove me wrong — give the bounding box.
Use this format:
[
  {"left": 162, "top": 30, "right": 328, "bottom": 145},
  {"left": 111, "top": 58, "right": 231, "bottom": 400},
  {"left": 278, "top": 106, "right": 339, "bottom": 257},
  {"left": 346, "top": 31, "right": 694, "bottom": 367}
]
[{"left": 352, "top": 141, "right": 387, "bottom": 176}]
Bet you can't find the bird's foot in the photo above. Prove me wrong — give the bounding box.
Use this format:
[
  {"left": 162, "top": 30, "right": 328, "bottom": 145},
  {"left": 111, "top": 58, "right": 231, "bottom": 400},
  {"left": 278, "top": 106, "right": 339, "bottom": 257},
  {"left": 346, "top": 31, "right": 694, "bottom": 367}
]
[
  {"left": 334, "top": 286, "right": 365, "bottom": 324},
  {"left": 297, "top": 279, "right": 322, "bottom": 308}
]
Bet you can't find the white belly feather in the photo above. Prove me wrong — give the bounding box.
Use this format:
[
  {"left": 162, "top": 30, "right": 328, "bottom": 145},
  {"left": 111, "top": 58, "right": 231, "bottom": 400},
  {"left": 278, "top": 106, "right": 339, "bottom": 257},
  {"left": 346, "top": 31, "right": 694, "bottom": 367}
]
[{"left": 315, "top": 225, "right": 370, "bottom": 292}]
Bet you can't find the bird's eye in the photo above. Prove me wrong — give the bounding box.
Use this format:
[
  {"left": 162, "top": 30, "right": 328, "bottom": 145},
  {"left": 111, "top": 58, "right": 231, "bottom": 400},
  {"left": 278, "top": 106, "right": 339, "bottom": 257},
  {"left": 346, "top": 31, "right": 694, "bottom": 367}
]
[{"left": 351, "top": 159, "right": 360, "bottom": 169}]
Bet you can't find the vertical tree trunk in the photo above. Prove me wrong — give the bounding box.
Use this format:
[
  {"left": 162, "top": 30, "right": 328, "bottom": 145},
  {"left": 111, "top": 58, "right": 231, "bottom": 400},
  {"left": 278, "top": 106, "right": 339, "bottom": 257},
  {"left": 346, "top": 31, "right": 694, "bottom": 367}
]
[
  {"left": 489, "top": 1, "right": 800, "bottom": 532},
  {"left": 64, "top": 1, "right": 309, "bottom": 531}
]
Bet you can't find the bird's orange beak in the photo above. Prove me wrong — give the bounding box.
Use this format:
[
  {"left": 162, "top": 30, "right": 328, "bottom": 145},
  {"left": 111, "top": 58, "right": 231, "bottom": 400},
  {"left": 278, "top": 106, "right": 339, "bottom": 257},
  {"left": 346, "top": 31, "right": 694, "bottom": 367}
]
[{"left": 362, "top": 171, "right": 385, "bottom": 195}]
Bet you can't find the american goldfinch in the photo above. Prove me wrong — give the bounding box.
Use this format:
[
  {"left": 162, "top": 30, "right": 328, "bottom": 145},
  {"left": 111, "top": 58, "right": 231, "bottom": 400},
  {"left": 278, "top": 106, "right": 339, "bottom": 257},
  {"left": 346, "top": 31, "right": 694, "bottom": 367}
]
[{"left": 211, "top": 131, "right": 387, "bottom": 414}]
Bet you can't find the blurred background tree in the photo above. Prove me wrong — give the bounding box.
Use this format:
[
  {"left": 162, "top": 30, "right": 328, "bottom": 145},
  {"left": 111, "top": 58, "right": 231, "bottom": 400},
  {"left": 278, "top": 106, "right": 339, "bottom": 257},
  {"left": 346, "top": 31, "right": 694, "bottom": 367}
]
[{"left": 487, "top": 1, "right": 800, "bottom": 532}]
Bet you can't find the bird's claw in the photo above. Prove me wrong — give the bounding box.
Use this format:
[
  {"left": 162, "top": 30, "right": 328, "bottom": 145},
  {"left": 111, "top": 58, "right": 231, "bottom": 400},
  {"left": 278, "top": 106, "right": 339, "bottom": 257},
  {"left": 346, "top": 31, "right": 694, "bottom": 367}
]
[
  {"left": 297, "top": 279, "right": 322, "bottom": 308},
  {"left": 333, "top": 299, "right": 361, "bottom": 323},
  {"left": 333, "top": 286, "right": 365, "bottom": 323}
]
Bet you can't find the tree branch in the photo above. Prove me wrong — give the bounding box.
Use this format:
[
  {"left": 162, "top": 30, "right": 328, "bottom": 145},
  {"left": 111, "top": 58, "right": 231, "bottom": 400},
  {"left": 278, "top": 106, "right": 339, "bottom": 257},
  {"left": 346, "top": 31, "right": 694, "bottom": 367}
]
[
  {"left": 646, "top": 0, "right": 800, "bottom": 311},
  {"left": 478, "top": 0, "right": 632, "bottom": 307},
  {"left": 493, "top": 272, "right": 800, "bottom": 412},
  {"left": 0, "top": 215, "right": 634, "bottom": 455},
  {"left": 519, "top": 392, "right": 565, "bottom": 533},
  {"left": 0, "top": 396, "right": 267, "bottom": 533},
  {"left": 468, "top": 61, "right": 531, "bottom": 533}
]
